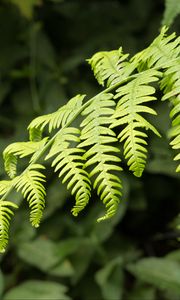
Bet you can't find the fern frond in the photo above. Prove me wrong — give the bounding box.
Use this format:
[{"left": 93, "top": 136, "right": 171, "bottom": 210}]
[
  {"left": 88, "top": 47, "right": 135, "bottom": 87},
  {"left": 3, "top": 154, "right": 17, "bottom": 179},
  {"left": 45, "top": 127, "right": 91, "bottom": 216},
  {"left": 161, "top": 58, "right": 180, "bottom": 99},
  {"left": 78, "top": 93, "right": 122, "bottom": 221},
  {"left": 0, "top": 27, "right": 180, "bottom": 253},
  {"left": 161, "top": 58, "right": 180, "bottom": 172},
  {"left": 0, "top": 200, "right": 18, "bottom": 253},
  {"left": 28, "top": 94, "right": 85, "bottom": 135},
  {"left": 110, "top": 69, "right": 161, "bottom": 177},
  {"left": 15, "top": 164, "right": 46, "bottom": 227},
  {"left": 3, "top": 138, "right": 48, "bottom": 178},
  {"left": 132, "top": 27, "right": 180, "bottom": 70}
]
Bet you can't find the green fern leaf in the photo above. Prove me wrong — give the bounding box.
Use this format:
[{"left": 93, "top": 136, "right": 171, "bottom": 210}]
[
  {"left": 161, "top": 59, "right": 180, "bottom": 172},
  {"left": 0, "top": 200, "right": 18, "bottom": 253},
  {"left": 78, "top": 93, "right": 122, "bottom": 221},
  {"left": 88, "top": 47, "right": 135, "bottom": 87},
  {"left": 161, "top": 58, "right": 180, "bottom": 99},
  {"left": 45, "top": 127, "right": 91, "bottom": 216},
  {"left": 3, "top": 138, "right": 48, "bottom": 178},
  {"left": 15, "top": 164, "right": 46, "bottom": 227},
  {"left": 3, "top": 154, "right": 17, "bottom": 179},
  {"left": 28, "top": 94, "right": 85, "bottom": 135},
  {"left": 29, "top": 127, "right": 43, "bottom": 142},
  {"left": 132, "top": 27, "right": 180, "bottom": 70},
  {"left": 110, "top": 69, "right": 161, "bottom": 177}
]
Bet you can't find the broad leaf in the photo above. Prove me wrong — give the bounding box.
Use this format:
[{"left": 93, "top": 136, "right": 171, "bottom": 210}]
[
  {"left": 95, "top": 256, "right": 124, "bottom": 300},
  {"left": 3, "top": 280, "right": 70, "bottom": 300},
  {"left": 127, "top": 257, "right": 180, "bottom": 294}
]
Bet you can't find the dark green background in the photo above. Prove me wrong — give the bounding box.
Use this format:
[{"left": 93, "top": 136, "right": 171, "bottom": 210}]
[{"left": 0, "top": 0, "right": 180, "bottom": 299}]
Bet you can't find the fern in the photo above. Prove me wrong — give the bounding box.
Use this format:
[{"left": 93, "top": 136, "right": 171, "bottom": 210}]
[
  {"left": 78, "top": 93, "right": 122, "bottom": 221},
  {"left": 3, "top": 138, "right": 48, "bottom": 178},
  {"left": 88, "top": 47, "right": 135, "bottom": 87},
  {"left": 0, "top": 27, "right": 179, "bottom": 252},
  {"left": 161, "top": 57, "right": 180, "bottom": 172},
  {"left": 132, "top": 26, "right": 180, "bottom": 70},
  {"left": 110, "top": 69, "right": 161, "bottom": 177},
  {"left": 28, "top": 94, "right": 85, "bottom": 137},
  {"left": 14, "top": 164, "right": 46, "bottom": 227},
  {"left": 45, "top": 127, "right": 91, "bottom": 216},
  {"left": 0, "top": 200, "right": 18, "bottom": 252}
]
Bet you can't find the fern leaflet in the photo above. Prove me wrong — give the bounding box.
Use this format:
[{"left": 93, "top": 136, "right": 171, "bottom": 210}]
[
  {"left": 161, "top": 57, "right": 180, "bottom": 172},
  {"left": 88, "top": 47, "right": 135, "bottom": 87},
  {"left": 3, "top": 138, "right": 48, "bottom": 178},
  {"left": 15, "top": 164, "right": 46, "bottom": 227},
  {"left": 132, "top": 26, "right": 180, "bottom": 70},
  {"left": 110, "top": 69, "right": 161, "bottom": 177},
  {"left": 78, "top": 93, "right": 122, "bottom": 221},
  {"left": 28, "top": 94, "right": 85, "bottom": 136},
  {"left": 45, "top": 127, "right": 91, "bottom": 216},
  {"left": 0, "top": 200, "right": 18, "bottom": 253}
]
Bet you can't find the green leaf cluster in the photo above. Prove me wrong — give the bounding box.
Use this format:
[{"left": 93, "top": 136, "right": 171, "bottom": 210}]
[{"left": 0, "top": 26, "right": 179, "bottom": 253}]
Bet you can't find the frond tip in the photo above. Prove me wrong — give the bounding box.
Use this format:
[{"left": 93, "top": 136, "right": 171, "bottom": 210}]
[
  {"left": 78, "top": 93, "right": 123, "bottom": 221},
  {"left": 161, "top": 57, "right": 180, "bottom": 172},
  {"left": 0, "top": 200, "right": 18, "bottom": 253},
  {"left": 88, "top": 47, "right": 135, "bottom": 87},
  {"left": 28, "top": 94, "right": 86, "bottom": 135},
  {"left": 1, "top": 26, "right": 180, "bottom": 253},
  {"left": 45, "top": 127, "right": 91, "bottom": 216},
  {"left": 3, "top": 138, "right": 48, "bottom": 178},
  {"left": 111, "top": 69, "right": 161, "bottom": 177},
  {"left": 15, "top": 164, "right": 46, "bottom": 227}
]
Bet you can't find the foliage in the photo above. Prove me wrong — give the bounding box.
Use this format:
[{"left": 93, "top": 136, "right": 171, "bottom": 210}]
[
  {"left": 0, "top": 201, "right": 18, "bottom": 253},
  {"left": 127, "top": 257, "right": 180, "bottom": 294},
  {"left": 0, "top": 1, "right": 179, "bottom": 300},
  {"left": 3, "top": 280, "right": 70, "bottom": 300},
  {"left": 0, "top": 26, "right": 179, "bottom": 252}
]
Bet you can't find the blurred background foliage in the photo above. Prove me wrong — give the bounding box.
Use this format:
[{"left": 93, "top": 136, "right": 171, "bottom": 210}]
[{"left": 0, "top": 0, "right": 180, "bottom": 299}]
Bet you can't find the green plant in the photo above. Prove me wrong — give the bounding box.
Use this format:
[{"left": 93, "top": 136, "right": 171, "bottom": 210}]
[{"left": 0, "top": 26, "right": 179, "bottom": 253}]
